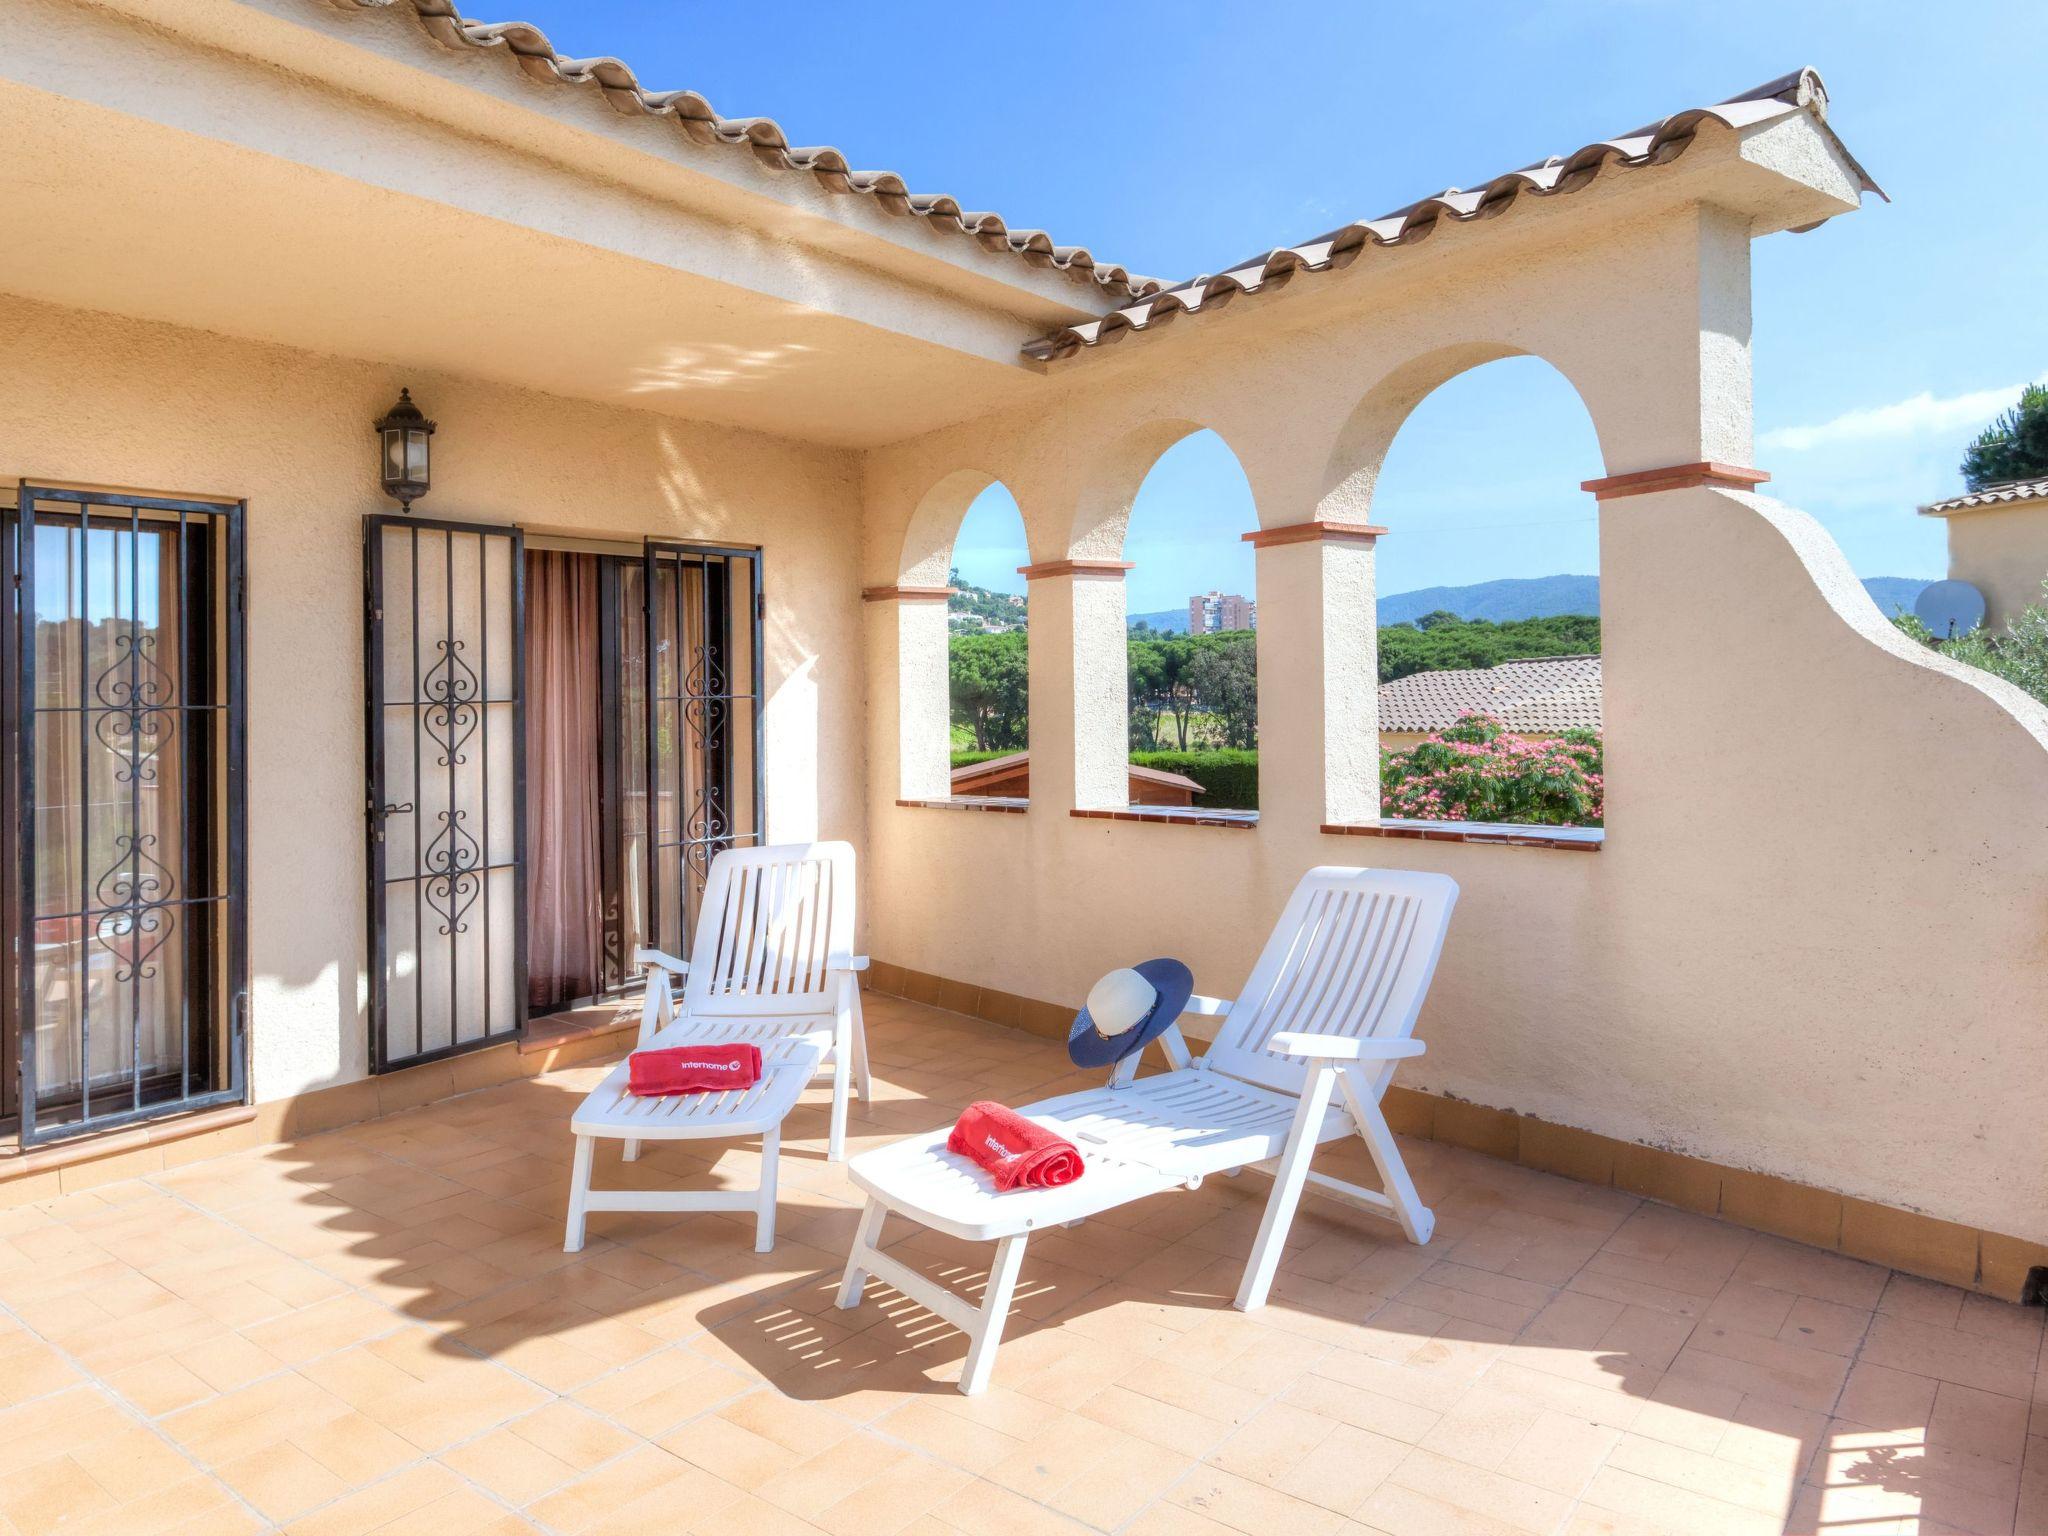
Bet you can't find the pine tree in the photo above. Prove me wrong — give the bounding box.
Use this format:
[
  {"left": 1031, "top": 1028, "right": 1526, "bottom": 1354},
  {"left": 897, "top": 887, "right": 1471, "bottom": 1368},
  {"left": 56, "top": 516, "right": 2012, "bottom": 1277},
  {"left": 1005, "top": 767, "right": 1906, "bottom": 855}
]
[{"left": 1961, "top": 383, "right": 2048, "bottom": 490}]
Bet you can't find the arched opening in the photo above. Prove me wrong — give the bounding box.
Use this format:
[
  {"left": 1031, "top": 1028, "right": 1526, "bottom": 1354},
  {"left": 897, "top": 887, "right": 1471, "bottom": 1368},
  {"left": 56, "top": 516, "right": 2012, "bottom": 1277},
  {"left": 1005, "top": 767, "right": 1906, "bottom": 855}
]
[
  {"left": 888, "top": 470, "right": 1030, "bottom": 804},
  {"left": 1123, "top": 429, "right": 1261, "bottom": 816},
  {"left": 945, "top": 483, "right": 1030, "bottom": 801},
  {"left": 1352, "top": 355, "right": 1606, "bottom": 830}
]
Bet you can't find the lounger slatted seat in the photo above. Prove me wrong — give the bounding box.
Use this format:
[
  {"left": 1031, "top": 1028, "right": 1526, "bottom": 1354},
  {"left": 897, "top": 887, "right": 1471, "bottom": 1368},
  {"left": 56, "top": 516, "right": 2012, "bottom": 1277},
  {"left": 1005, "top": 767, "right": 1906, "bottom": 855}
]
[
  {"left": 562, "top": 841, "right": 870, "bottom": 1254},
  {"left": 837, "top": 865, "right": 1458, "bottom": 1394},
  {"left": 627, "top": 840, "right": 871, "bottom": 1162}
]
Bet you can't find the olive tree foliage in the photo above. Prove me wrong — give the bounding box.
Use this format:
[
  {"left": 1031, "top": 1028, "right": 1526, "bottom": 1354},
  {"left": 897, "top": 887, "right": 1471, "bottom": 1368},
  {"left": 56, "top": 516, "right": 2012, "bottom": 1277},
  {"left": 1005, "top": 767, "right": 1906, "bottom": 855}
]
[{"left": 1893, "top": 584, "right": 2048, "bottom": 708}]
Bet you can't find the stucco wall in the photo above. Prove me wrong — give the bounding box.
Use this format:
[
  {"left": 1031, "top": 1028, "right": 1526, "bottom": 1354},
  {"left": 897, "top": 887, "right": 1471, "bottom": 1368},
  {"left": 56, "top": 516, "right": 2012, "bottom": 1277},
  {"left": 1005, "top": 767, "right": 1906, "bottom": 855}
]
[
  {"left": 859, "top": 199, "right": 2048, "bottom": 1243},
  {"left": 0, "top": 293, "right": 866, "bottom": 1104},
  {"left": 1938, "top": 498, "right": 2048, "bottom": 630}
]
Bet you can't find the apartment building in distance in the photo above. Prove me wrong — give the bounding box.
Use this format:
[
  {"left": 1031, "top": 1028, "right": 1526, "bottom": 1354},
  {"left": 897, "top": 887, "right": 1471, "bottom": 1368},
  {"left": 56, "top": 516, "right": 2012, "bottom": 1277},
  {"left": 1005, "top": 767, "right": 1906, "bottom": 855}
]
[{"left": 1188, "top": 589, "right": 1257, "bottom": 633}]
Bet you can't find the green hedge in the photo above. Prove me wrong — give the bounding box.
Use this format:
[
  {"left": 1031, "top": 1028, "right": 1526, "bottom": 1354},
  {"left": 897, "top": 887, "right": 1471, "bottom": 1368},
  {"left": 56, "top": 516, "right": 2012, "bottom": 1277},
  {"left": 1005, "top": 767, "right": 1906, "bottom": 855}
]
[
  {"left": 948, "top": 748, "right": 1260, "bottom": 809},
  {"left": 1132, "top": 749, "right": 1259, "bottom": 810}
]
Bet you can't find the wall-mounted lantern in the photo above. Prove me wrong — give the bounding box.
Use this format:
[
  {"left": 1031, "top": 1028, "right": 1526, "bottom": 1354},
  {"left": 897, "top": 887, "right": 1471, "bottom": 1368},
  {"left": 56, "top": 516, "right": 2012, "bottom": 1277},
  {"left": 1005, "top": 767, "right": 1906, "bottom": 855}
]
[{"left": 374, "top": 388, "right": 435, "bottom": 509}]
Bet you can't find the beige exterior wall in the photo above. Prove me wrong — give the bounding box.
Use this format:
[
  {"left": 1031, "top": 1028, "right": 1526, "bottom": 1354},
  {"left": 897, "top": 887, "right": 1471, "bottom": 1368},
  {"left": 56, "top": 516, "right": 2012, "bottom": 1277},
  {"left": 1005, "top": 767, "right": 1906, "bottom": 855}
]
[
  {"left": 12, "top": 6, "right": 2048, "bottom": 1259},
  {"left": 0, "top": 293, "right": 866, "bottom": 1106},
  {"left": 1932, "top": 495, "right": 2048, "bottom": 630},
  {"left": 860, "top": 185, "right": 2048, "bottom": 1245}
]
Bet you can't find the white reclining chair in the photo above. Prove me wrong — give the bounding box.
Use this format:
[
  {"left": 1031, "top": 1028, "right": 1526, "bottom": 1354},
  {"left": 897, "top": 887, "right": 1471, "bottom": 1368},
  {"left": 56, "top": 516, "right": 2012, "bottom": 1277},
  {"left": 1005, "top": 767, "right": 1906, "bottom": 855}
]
[
  {"left": 838, "top": 865, "right": 1457, "bottom": 1394},
  {"left": 566, "top": 841, "right": 870, "bottom": 1225}
]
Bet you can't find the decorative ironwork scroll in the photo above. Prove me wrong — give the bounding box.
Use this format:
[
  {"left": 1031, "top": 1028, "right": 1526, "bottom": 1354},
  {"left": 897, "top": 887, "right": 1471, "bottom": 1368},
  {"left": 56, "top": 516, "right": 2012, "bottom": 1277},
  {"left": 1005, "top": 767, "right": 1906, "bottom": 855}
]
[
  {"left": 644, "top": 542, "right": 761, "bottom": 957},
  {"left": 363, "top": 516, "right": 525, "bottom": 1073},
  {"left": 11, "top": 485, "right": 247, "bottom": 1147}
]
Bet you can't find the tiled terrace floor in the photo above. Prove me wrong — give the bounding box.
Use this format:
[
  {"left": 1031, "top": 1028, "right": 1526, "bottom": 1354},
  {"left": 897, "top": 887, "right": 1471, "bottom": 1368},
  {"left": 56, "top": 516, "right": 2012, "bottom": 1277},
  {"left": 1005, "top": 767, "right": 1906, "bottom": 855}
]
[{"left": 1, "top": 993, "right": 2044, "bottom": 1536}]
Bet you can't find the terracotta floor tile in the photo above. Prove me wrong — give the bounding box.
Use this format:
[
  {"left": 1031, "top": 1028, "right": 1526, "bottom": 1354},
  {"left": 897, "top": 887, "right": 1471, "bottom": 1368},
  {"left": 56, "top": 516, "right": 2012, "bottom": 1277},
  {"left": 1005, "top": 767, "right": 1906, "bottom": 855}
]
[
  {"left": 215, "top": 1440, "right": 355, "bottom": 1524},
  {"left": 1383, "top": 1446, "right": 1573, "bottom": 1534},
  {"left": 1168, "top": 1463, "right": 1350, "bottom": 1536},
  {"left": 438, "top": 1423, "right": 584, "bottom": 1506},
  {"left": 1861, "top": 1313, "right": 2037, "bottom": 1400},
  {"left": 293, "top": 1410, "right": 420, "bottom": 1487},
  {"left": 4, "top": 1002, "right": 2044, "bottom": 1536},
  {"left": 1668, "top": 1324, "right": 1850, "bottom": 1414},
  {"left": 1581, "top": 1464, "right": 1785, "bottom": 1536}
]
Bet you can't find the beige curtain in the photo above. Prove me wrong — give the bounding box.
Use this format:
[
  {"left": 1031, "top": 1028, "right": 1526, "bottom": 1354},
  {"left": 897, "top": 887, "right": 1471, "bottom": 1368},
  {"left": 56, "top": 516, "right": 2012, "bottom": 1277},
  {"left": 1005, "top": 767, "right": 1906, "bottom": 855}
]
[{"left": 524, "top": 551, "right": 603, "bottom": 1009}]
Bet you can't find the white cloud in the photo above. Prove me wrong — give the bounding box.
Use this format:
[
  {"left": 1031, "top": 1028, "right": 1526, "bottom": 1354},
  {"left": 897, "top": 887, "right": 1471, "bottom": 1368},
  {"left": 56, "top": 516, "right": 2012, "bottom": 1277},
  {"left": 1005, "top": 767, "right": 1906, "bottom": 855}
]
[{"left": 1761, "top": 377, "right": 2041, "bottom": 453}]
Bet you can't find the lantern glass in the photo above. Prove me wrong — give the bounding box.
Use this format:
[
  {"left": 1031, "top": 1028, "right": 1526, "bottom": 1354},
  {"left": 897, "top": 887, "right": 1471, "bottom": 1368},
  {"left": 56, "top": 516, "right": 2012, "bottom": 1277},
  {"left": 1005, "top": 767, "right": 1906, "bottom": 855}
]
[
  {"left": 382, "top": 429, "right": 405, "bottom": 486},
  {"left": 406, "top": 429, "right": 430, "bottom": 482}
]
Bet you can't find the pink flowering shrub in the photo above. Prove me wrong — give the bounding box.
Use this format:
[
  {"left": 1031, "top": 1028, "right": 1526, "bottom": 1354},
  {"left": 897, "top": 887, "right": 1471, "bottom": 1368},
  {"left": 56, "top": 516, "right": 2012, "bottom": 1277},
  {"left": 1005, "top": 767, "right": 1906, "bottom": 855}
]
[{"left": 1380, "top": 713, "right": 1603, "bottom": 827}]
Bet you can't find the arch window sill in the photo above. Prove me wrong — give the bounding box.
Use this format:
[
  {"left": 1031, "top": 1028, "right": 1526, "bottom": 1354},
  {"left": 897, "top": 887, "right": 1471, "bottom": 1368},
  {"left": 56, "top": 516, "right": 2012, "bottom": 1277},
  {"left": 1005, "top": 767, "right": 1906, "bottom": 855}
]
[
  {"left": 896, "top": 796, "right": 1028, "bottom": 815},
  {"left": 1070, "top": 806, "right": 1259, "bottom": 830},
  {"left": 1322, "top": 818, "right": 1602, "bottom": 851}
]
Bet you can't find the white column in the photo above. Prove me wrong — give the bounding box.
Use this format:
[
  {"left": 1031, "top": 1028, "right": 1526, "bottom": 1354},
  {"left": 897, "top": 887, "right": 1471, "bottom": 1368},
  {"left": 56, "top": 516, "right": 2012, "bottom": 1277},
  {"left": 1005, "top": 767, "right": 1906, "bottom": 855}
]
[
  {"left": 865, "top": 586, "right": 953, "bottom": 801},
  {"left": 1022, "top": 561, "right": 1130, "bottom": 812},
  {"left": 1249, "top": 523, "right": 1384, "bottom": 827}
]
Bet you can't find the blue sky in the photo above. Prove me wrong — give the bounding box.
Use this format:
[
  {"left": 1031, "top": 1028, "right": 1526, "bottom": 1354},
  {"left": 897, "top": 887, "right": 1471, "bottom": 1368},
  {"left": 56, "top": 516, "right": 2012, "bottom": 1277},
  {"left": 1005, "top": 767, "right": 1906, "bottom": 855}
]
[{"left": 495, "top": 1, "right": 2044, "bottom": 606}]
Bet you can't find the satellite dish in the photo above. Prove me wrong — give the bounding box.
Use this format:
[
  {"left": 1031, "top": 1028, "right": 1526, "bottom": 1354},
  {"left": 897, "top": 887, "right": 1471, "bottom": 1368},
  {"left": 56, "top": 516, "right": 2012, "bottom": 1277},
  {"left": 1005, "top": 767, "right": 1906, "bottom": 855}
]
[{"left": 1914, "top": 579, "right": 1986, "bottom": 640}]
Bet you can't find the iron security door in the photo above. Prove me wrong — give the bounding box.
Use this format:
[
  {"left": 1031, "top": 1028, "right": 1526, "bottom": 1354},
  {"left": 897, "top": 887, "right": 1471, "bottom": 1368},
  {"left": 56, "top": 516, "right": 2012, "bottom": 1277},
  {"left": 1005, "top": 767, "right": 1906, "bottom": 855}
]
[
  {"left": 364, "top": 515, "right": 525, "bottom": 1072},
  {"left": 642, "top": 542, "right": 762, "bottom": 957},
  {"left": 10, "top": 485, "right": 248, "bottom": 1146}
]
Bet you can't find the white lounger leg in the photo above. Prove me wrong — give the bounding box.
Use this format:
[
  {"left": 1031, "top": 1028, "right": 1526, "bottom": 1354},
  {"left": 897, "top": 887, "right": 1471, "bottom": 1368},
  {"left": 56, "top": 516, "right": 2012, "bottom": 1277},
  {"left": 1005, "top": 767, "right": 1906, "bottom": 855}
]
[
  {"left": 959, "top": 1234, "right": 1027, "bottom": 1397},
  {"left": 755, "top": 1124, "right": 781, "bottom": 1253},
  {"left": 1233, "top": 1063, "right": 1338, "bottom": 1312},
  {"left": 850, "top": 988, "right": 873, "bottom": 1102},
  {"left": 564, "top": 1135, "right": 595, "bottom": 1254},
  {"left": 828, "top": 1047, "right": 850, "bottom": 1163},
  {"left": 835, "top": 1197, "right": 888, "bottom": 1309},
  {"left": 622, "top": 1138, "right": 641, "bottom": 1163},
  {"left": 1336, "top": 1066, "right": 1435, "bottom": 1245}
]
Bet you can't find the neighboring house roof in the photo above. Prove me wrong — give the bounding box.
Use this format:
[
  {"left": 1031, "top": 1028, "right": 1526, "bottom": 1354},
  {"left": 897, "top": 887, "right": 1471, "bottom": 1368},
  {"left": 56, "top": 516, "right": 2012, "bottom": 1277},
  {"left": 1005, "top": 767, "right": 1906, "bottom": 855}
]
[
  {"left": 1920, "top": 479, "right": 2048, "bottom": 516},
  {"left": 1024, "top": 69, "right": 1885, "bottom": 362},
  {"left": 951, "top": 752, "right": 1204, "bottom": 795},
  {"left": 1379, "top": 655, "right": 1603, "bottom": 735},
  {"left": 329, "top": 0, "right": 1163, "bottom": 300}
]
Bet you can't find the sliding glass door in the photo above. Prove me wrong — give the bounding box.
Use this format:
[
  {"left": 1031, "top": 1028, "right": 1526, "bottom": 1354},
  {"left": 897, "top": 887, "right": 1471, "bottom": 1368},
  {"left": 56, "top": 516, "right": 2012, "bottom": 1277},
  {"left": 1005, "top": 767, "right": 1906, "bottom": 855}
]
[
  {"left": 7, "top": 485, "right": 247, "bottom": 1145},
  {"left": 644, "top": 542, "right": 761, "bottom": 959}
]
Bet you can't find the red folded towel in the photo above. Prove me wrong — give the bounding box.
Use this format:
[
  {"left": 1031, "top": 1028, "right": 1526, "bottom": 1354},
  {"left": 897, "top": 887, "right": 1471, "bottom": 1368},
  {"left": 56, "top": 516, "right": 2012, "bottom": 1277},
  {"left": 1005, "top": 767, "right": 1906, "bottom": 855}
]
[
  {"left": 627, "top": 1043, "right": 762, "bottom": 1097},
  {"left": 948, "top": 1101, "right": 1084, "bottom": 1191}
]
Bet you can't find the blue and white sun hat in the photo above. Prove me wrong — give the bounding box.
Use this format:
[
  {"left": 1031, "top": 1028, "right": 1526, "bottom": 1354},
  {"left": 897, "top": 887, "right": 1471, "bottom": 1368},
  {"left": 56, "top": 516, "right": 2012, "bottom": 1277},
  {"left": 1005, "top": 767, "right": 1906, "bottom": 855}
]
[{"left": 1066, "top": 958, "right": 1194, "bottom": 1069}]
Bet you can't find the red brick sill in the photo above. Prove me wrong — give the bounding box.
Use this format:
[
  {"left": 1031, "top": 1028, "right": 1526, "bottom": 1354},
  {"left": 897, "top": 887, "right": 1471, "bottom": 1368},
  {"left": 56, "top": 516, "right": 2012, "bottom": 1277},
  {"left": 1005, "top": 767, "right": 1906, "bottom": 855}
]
[
  {"left": 1070, "top": 807, "right": 1259, "bottom": 830},
  {"left": 1323, "top": 818, "right": 1602, "bottom": 851},
  {"left": 896, "top": 797, "right": 1028, "bottom": 814}
]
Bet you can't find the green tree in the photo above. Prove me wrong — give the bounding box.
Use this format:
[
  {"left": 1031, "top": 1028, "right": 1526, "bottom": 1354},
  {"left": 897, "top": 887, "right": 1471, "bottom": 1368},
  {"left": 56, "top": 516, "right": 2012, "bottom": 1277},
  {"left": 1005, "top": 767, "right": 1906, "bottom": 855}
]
[
  {"left": 1961, "top": 383, "right": 2048, "bottom": 491},
  {"left": 1893, "top": 585, "right": 2048, "bottom": 707},
  {"left": 1127, "top": 634, "right": 1202, "bottom": 749},
  {"left": 948, "top": 631, "right": 1028, "bottom": 750},
  {"left": 1187, "top": 634, "right": 1259, "bottom": 748},
  {"left": 1377, "top": 612, "right": 1600, "bottom": 682}
]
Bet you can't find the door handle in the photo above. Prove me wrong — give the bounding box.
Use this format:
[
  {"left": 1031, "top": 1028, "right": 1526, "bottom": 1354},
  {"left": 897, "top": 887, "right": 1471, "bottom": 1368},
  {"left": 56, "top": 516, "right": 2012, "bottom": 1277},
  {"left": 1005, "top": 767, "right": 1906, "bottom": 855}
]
[{"left": 368, "top": 800, "right": 414, "bottom": 841}]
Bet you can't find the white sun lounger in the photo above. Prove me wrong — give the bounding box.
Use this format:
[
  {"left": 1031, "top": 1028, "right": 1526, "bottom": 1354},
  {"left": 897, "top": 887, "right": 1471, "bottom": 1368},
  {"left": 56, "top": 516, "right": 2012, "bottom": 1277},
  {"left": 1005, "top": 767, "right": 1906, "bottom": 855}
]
[
  {"left": 836, "top": 865, "right": 1458, "bottom": 1394},
  {"left": 561, "top": 842, "right": 871, "bottom": 1254},
  {"left": 623, "top": 840, "right": 870, "bottom": 1164}
]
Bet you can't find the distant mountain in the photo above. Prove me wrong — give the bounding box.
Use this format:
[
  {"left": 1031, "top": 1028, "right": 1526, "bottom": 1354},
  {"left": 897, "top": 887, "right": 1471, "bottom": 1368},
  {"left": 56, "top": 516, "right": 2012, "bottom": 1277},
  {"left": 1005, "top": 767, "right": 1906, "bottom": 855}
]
[
  {"left": 1124, "top": 574, "right": 1934, "bottom": 631},
  {"left": 1378, "top": 576, "right": 1599, "bottom": 626},
  {"left": 1374, "top": 574, "right": 1933, "bottom": 626},
  {"left": 1128, "top": 608, "right": 1190, "bottom": 633},
  {"left": 1861, "top": 577, "right": 1931, "bottom": 618}
]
